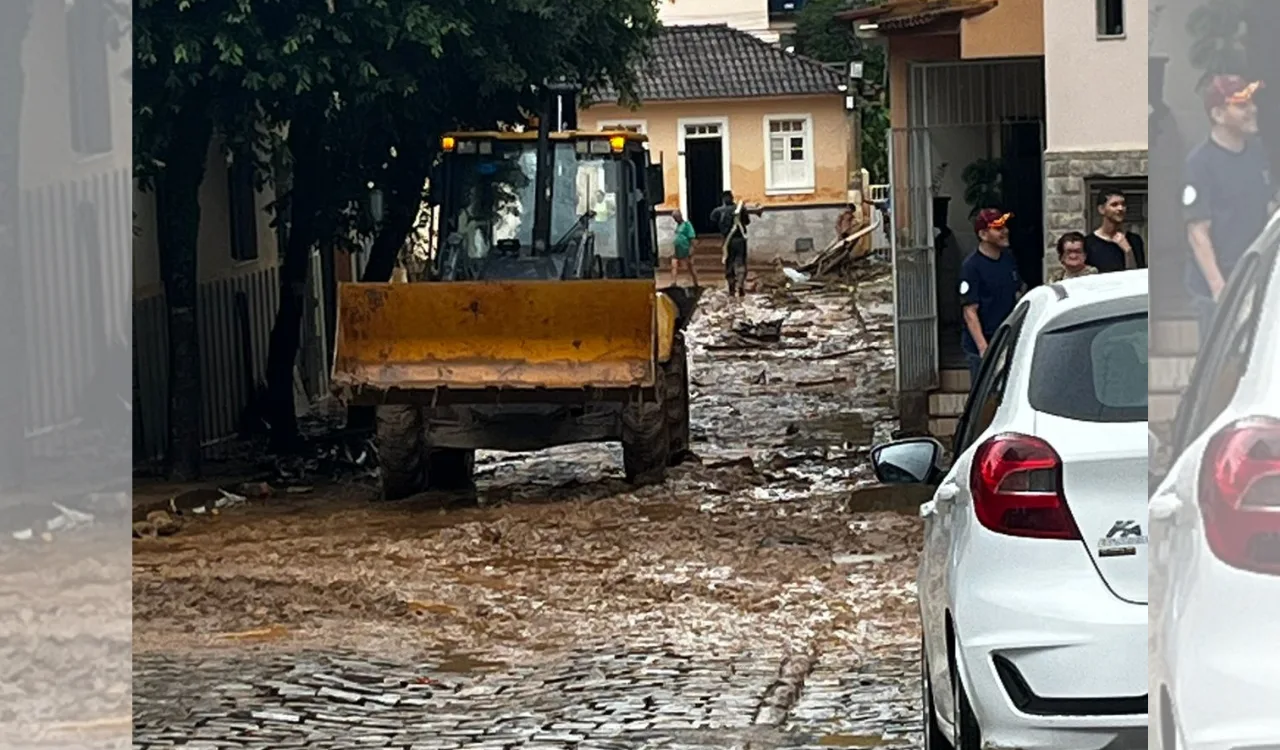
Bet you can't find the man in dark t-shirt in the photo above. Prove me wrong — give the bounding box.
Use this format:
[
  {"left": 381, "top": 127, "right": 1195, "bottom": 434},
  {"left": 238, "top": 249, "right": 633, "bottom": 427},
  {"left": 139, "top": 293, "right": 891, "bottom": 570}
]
[
  {"left": 960, "top": 209, "right": 1025, "bottom": 387},
  {"left": 1085, "top": 189, "right": 1146, "bottom": 272},
  {"left": 1184, "top": 75, "right": 1278, "bottom": 341}
]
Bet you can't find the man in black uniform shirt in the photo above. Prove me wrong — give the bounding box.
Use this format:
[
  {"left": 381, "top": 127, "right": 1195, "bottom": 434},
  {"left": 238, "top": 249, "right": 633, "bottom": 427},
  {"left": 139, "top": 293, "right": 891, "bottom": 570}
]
[
  {"left": 959, "top": 209, "right": 1025, "bottom": 387},
  {"left": 1183, "top": 75, "right": 1279, "bottom": 341},
  {"left": 1085, "top": 189, "right": 1146, "bottom": 272}
]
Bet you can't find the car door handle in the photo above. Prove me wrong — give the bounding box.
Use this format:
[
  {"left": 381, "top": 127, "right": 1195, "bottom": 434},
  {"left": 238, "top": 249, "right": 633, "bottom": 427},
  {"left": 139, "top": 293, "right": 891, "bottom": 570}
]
[
  {"left": 1149, "top": 491, "right": 1183, "bottom": 523},
  {"left": 920, "top": 500, "right": 937, "bottom": 519},
  {"left": 936, "top": 483, "right": 959, "bottom": 503}
]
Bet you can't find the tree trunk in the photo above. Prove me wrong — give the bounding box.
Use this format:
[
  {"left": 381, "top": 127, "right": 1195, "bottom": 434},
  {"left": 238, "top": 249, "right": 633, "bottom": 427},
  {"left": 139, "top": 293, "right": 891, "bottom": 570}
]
[
  {"left": 0, "top": 0, "right": 34, "bottom": 490},
  {"left": 359, "top": 169, "right": 427, "bottom": 282},
  {"left": 346, "top": 147, "right": 432, "bottom": 433},
  {"left": 264, "top": 121, "right": 324, "bottom": 453},
  {"left": 156, "top": 112, "right": 214, "bottom": 480}
]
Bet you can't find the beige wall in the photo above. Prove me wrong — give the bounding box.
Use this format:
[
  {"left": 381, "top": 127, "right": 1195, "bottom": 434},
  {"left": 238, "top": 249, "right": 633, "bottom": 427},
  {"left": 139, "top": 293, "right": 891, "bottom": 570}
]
[
  {"left": 581, "top": 96, "right": 852, "bottom": 213},
  {"left": 961, "top": 0, "right": 1044, "bottom": 59},
  {"left": 886, "top": 36, "right": 962, "bottom": 239},
  {"left": 656, "top": 0, "right": 778, "bottom": 42},
  {"left": 19, "top": 0, "right": 131, "bottom": 189},
  {"left": 133, "top": 139, "right": 282, "bottom": 296},
  {"left": 1044, "top": 0, "right": 1147, "bottom": 152}
]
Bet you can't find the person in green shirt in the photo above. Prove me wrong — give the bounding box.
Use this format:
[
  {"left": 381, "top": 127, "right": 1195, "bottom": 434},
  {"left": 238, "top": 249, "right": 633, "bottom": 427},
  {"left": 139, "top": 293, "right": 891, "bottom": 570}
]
[{"left": 670, "top": 209, "right": 699, "bottom": 287}]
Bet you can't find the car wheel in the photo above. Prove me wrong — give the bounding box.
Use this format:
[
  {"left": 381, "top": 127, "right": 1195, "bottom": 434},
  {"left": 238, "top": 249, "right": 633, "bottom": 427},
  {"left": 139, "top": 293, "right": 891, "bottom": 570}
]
[
  {"left": 952, "top": 647, "right": 982, "bottom": 750},
  {"left": 921, "top": 638, "right": 953, "bottom": 750}
]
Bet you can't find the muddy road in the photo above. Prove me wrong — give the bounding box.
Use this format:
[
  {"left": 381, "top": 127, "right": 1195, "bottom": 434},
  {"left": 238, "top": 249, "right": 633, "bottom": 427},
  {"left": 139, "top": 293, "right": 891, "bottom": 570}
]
[{"left": 133, "top": 270, "right": 927, "bottom": 749}]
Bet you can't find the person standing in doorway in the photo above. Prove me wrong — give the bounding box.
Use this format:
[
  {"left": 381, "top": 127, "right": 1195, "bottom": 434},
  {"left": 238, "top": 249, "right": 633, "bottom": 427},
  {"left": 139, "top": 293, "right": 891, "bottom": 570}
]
[
  {"left": 669, "top": 209, "right": 698, "bottom": 287},
  {"left": 1085, "top": 189, "right": 1146, "bottom": 272},
  {"left": 959, "top": 209, "right": 1025, "bottom": 386},
  {"left": 1183, "top": 75, "right": 1277, "bottom": 341}
]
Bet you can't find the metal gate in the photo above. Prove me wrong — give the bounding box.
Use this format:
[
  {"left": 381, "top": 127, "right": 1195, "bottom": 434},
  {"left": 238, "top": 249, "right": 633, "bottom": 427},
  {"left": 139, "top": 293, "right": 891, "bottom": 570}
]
[{"left": 889, "top": 120, "right": 939, "bottom": 392}]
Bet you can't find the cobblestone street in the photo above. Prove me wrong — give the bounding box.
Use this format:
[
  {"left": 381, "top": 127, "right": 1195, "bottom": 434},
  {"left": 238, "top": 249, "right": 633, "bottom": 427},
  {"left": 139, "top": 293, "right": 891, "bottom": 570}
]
[
  {"left": 134, "top": 645, "right": 919, "bottom": 749},
  {"left": 133, "top": 274, "right": 925, "bottom": 749}
]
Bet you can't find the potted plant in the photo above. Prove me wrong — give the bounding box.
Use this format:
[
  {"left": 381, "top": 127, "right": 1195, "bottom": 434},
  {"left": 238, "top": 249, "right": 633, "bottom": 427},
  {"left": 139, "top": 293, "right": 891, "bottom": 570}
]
[{"left": 961, "top": 157, "right": 1004, "bottom": 217}]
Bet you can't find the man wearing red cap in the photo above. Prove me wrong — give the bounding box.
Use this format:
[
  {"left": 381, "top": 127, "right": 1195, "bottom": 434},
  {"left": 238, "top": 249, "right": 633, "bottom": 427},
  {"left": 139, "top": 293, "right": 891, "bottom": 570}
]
[
  {"left": 1183, "top": 74, "right": 1278, "bottom": 339},
  {"left": 959, "top": 208, "right": 1025, "bottom": 386}
]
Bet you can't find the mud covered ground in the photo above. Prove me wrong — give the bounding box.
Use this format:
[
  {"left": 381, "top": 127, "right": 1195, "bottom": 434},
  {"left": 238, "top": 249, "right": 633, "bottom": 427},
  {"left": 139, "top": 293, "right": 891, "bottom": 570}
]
[{"left": 133, "top": 268, "right": 929, "bottom": 749}]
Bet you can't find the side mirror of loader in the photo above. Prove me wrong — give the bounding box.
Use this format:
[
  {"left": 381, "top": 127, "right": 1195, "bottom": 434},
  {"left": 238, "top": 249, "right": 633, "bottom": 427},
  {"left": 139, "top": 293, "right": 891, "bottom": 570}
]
[{"left": 645, "top": 164, "right": 665, "bottom": 207}]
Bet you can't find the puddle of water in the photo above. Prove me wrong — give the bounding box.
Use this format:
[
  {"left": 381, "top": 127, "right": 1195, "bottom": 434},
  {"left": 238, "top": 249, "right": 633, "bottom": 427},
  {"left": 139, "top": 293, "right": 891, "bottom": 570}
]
[
  {"left": 788, "top": 413, "right": 873, "bottom": 449},
  {"left": 639, "top": 503, "right": 691, "bottom": 523},
  {"left": 431, "top": 651, "right": 508, "bottom": 674},
  {"left": 818, "top": 734, "right": 887, "bottom": 747},
  {"left": 213, "top": 624, "right": 290, "bottom": 642}
]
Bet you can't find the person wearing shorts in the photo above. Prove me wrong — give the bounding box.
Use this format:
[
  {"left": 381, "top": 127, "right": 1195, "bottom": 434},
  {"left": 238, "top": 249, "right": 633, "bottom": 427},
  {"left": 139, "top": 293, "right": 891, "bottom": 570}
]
[{"left": 669, "top": 209, "right": 698, "bottom": 287}]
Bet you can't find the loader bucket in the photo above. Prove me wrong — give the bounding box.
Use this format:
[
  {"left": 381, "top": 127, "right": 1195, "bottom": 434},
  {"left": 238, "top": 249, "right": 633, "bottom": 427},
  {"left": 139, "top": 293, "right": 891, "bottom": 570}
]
[
  {"left": 332, "top": 279, "right": 658, "bottom": 394},
  {"left": 657, "top": 284, "right": 704, "bottom": 332}
]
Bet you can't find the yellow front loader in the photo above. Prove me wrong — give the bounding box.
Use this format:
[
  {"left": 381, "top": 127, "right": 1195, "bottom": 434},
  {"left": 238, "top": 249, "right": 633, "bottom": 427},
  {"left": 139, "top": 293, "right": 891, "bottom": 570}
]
[{"left": 331, "top": 94, "right": 700, "bottom": 500}]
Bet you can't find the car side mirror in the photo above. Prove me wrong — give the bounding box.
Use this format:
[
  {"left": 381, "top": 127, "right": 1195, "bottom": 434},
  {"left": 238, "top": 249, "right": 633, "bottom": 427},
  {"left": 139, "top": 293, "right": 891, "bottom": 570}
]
[
  {"left": 645, "top": 164, "right": 665, "bottom": 207},
  {"left": 870, "top": 437, "right": 945, "bottom": 486}
]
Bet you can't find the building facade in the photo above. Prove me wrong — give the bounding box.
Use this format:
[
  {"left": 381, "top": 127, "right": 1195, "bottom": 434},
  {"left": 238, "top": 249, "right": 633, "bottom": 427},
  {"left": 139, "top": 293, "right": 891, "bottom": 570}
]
[
  {"left": 1042, "top": 0, "right": 1149, "bottom": 275},
  {"left": 582, "top": 24, "right": 854, "bottom": 264},
  {"left": 12, "top": 0, "right": 132, "bottom": 465}
]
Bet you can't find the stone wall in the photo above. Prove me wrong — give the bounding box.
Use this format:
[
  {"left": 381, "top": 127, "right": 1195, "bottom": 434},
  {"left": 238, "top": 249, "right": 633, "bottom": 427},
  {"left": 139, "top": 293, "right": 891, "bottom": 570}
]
[
  {"left": 1043, "top": 149, "right": 1149, "bottom": 271},
  {"left": 655, "top": 205, "right": 844, "bottom": 263}
]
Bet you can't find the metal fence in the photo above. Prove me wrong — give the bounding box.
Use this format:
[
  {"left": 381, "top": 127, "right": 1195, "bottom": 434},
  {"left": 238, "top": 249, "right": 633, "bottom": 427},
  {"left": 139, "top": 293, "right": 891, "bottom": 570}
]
[
  {"left": 133, "top": 248, "right": 334, "bottom": 463},
  {"left": 20, "top": 168, "right": 132, "bottom": 453},
  {"left": 133, "top": 265, "right": 282, "bottom": 461}
]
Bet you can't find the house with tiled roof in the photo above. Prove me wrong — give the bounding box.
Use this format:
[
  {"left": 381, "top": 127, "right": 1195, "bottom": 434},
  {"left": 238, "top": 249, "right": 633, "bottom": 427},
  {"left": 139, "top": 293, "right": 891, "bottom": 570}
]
[{"left": 580, "top": 24, "right": 856, "bottom": 262}]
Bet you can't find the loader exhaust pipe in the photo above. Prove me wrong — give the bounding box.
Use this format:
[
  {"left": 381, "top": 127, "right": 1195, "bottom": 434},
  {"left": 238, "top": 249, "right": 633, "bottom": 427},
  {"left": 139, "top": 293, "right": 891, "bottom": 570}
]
[{"left": 531, "top": 77, "right": 581, "bottom": 256}]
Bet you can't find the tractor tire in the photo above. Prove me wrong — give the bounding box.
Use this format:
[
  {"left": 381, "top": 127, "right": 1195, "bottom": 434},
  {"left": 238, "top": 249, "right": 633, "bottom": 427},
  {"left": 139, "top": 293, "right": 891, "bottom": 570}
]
[
  {"left": 376, "top": 405, "right": 428, "bottom": 501},
  {"left": 622, "top": 372, "right": 670, "bottom": 486},
  {"left": 426, "top": 448, "right": 476, "bottom": 491},
  {"left": 663, "top": 333, "right": 692, "bottom": 466}
]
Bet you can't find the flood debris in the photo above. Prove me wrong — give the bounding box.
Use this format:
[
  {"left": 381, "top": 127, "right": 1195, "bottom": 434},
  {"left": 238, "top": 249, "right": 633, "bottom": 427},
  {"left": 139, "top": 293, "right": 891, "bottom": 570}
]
[{"left": 133, "top": 272, "right": 917, "bottom": 682}]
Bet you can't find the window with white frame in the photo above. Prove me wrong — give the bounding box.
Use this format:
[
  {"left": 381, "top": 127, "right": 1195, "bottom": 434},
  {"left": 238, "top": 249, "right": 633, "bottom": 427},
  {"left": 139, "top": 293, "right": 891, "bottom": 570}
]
[{"left": 766, "top": 117, "right": 814, "bottom": 192}]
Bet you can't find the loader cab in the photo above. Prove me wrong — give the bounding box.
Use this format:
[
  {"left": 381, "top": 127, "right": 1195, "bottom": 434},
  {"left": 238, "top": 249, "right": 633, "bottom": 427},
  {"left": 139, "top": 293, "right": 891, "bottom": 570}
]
[{"left": 432, "top": 131, "right": 664, "bottom": 282}]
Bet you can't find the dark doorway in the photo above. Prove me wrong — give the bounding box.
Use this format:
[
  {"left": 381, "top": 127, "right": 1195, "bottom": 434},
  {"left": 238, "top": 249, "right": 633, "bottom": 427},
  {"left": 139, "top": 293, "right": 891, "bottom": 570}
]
[
  {"left": 1001, "top": 120, "right": 1045, "bottom": 287},
  {"left": 685, "top": 138, "right": 724, "bottom": 234}
]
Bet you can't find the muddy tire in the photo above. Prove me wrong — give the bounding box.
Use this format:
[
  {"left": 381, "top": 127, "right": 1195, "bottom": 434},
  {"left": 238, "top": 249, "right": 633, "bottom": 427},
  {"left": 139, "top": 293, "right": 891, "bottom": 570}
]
[
  {"left": 376, "top": 405, "right": 427, "bottom": 501},
  {"left": 622, "top": 373, "right": 669, "bottom": 485},
  {"left": 663, "top": 334, "right": 692, "bottom": 466},
  {"left": 426, "top": 448, "right": 476, "bottom": 491}
]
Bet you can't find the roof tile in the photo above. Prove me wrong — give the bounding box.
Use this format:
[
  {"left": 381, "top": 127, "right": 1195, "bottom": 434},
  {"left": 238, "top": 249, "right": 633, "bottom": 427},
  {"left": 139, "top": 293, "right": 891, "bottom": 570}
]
[{"left": 591, "top": 24, "right": 846, "bottom": 104}]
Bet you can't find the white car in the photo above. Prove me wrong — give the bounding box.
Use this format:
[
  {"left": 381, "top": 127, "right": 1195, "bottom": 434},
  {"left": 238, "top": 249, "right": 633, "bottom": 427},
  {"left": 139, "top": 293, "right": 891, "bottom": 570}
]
[
  {"left": 1150, "top": 214, "right": 1280, "bottom": 750},
  {"left": 871, "top": 270, "right": 1149, "bottom": 750}
]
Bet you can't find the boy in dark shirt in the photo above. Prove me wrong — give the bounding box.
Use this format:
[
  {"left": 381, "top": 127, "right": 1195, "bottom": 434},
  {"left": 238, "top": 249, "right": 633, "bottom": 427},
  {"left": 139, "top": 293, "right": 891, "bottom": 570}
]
[
  {"left": 959, "top": 209, "right": 1026, "bottom": 387},
  {"left": 1184, "top": 75, "right": 1278, "bottom": 340},
  {"left": 1085, "top": 189, "right": 1146, "bottom": 272}
]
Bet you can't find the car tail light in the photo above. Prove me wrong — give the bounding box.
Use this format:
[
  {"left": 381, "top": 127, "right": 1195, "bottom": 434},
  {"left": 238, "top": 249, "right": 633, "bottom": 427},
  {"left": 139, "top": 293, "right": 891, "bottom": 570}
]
[
  {"left": 971, "top": 433, "right": 1080, "bottom": 540},
  {"left": 1199, "top": 417, "right": 1280, "bottom": 575}
]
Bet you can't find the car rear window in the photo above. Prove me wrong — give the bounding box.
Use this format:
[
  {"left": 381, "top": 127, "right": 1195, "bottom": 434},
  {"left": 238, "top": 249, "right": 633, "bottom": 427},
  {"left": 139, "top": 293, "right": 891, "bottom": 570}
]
[{"left": 1028, "top": 313, "right": 1147, "bottom": 423}]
